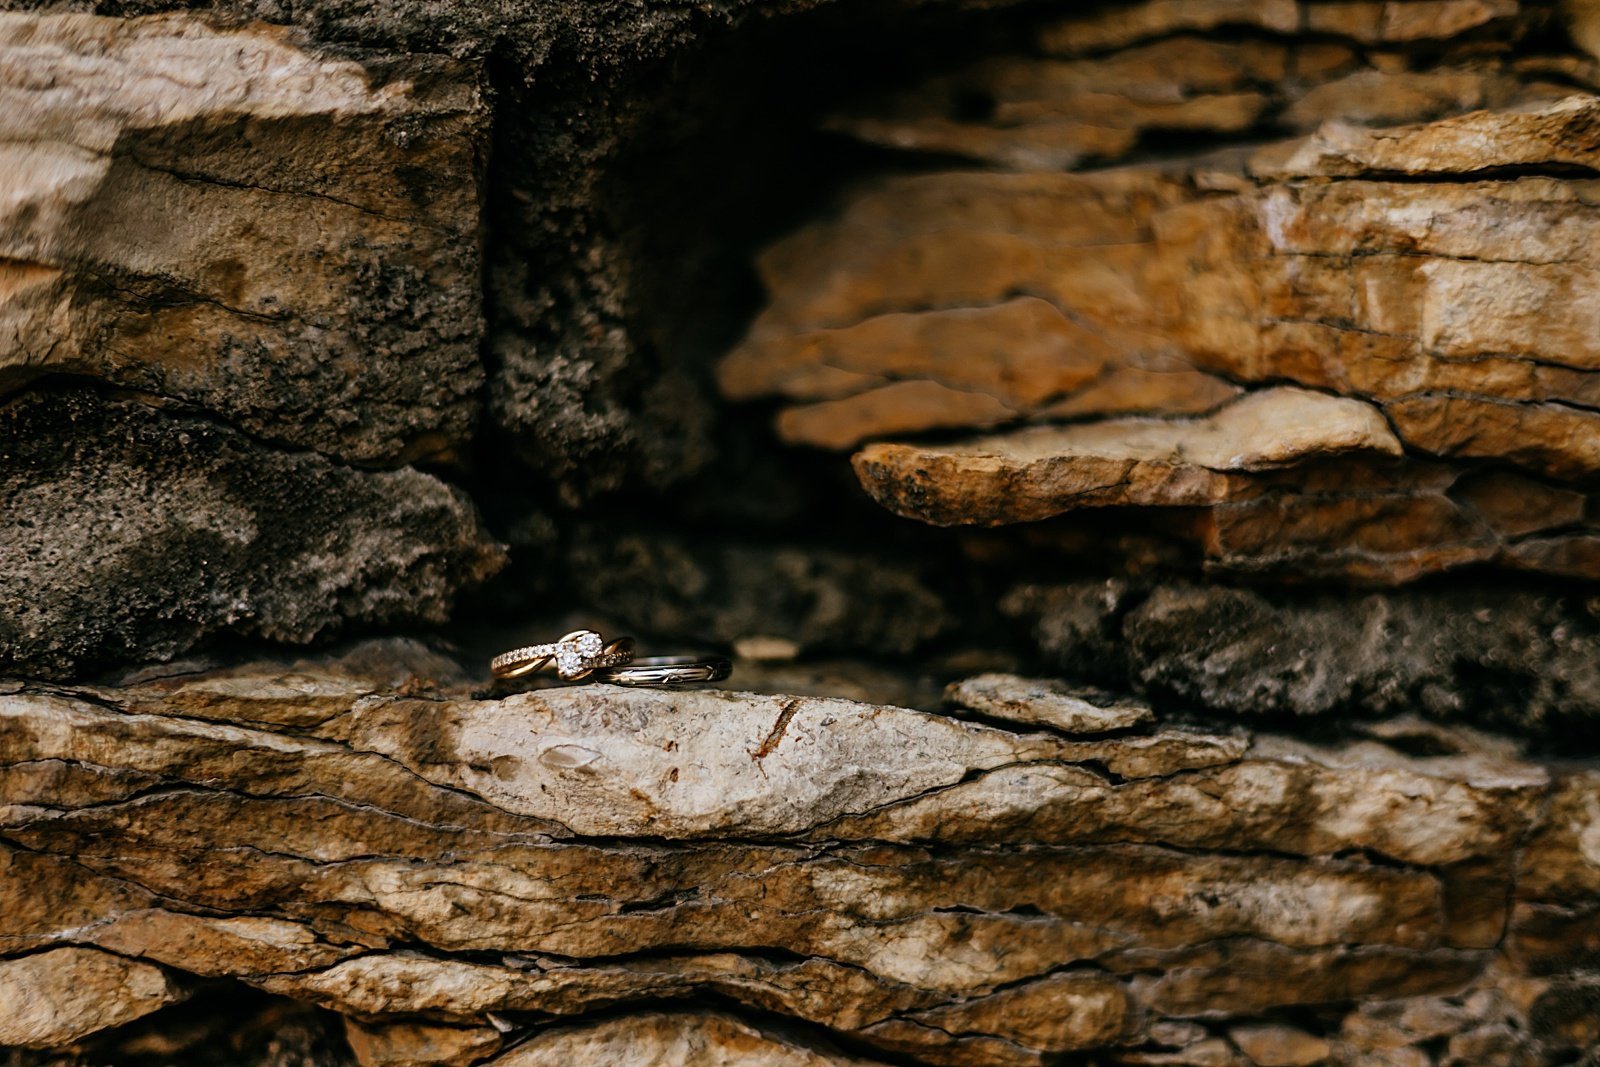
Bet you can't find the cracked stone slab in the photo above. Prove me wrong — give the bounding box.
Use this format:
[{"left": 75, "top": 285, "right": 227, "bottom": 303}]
[
  {"left": 0, "top": 946, "right": 185, "bottom": 1048},
  {"left": 1253, "top": 94, "right": 1600, "bottom": 179},
  {"left": 945, "top": 673, "right": 1155, "bottom": 734},
  {"left": 0, "top": 12, "right": 486, "bottom": 465},
  {"left": 851, "top": 387, "right": 1401, "bottom": 526},
  {"left": 1, "top": 650, "right": 1590, "bottom": 1062}
]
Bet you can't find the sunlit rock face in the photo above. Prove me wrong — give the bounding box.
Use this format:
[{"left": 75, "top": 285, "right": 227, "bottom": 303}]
[
  {"left": 722, "top": 0, "right": 1600, "bottom": 585},
  {"left": 0, "top": 647, "right": 1591, "bottom": 1065},
  {"left": 0, "top": 13, "right": 486, "bottom": 467}
]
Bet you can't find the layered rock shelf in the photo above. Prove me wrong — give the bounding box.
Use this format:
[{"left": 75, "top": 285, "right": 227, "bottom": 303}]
[
  {"left": 722, "top": 0, "right": 1600, "bottom": 584},
  {"left": 7, "top": 0, "right": 1600, "bottom": 1061},
  {"left": 3, "top": 646, "right": 1597, "bottom": 1065}
]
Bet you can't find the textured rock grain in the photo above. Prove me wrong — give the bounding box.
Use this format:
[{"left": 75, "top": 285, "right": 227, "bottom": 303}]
[
  {"left": 0, "top": 649, "right": 1593, "bottom": 1063},
  {"left": 0, "top": 947, "right": 184, "bottom": 1048},
  {"left": 1006, "top": 579, "right": 1600, "bottom": 728},
  {"left": 0, "top": 12, "right": 486, "bottom": 466},
  {"left": 852, "top": 388, "right": 1402, "bottom": 526},
  {"left": 0, "top": 391, "right": 504, "bottom": 678},
  {"left": 721, "top": 10, "right": 1600, "bottom": 583}
]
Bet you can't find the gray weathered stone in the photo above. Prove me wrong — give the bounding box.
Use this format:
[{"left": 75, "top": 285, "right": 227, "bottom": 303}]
[
  {"left": 1006, "top": 580, "right": 1600, "bottom": 729},
  {"left": 0, "top": 390, "right": 504, "bottom": 679}
]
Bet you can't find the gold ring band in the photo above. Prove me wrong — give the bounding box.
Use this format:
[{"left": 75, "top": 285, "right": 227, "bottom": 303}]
[{"left": 490, "top": 630, "right": 636, "bottom": 681}]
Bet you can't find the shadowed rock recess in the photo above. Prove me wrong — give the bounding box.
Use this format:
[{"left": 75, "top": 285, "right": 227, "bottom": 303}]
[{"left": 6, "top": 0, "right": 1600, "bottom": 1062}]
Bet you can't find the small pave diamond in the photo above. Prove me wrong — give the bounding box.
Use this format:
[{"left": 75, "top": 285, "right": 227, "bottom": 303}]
[{"left": 491, "top": 629, "right": 634, "bottom": 680}]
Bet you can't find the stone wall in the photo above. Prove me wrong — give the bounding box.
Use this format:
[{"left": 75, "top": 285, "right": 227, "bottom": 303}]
[{"left": 4, "top": 0, "right": 1600, "bottom": 1063}]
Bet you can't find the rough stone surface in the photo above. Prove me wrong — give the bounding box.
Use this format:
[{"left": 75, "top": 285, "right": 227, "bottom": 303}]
[
  {"left": 1, "top": 648, "right": 1593, "bottom": 1063},
  {"left": 9, "top": 1, "right": 1600, "bottom": 1064},
  {"left": 0, "top": 946, "right": 184, "bottom": 1048},
  {"left": 0, "top": 12, "right": 486, "bottom": 466},
  {"left": 945, "top": 672, "right": 1155, "bottom": 733},
  {"left": 853, "top": 388, "right": 1402, "bottom": 526},
  {"left": 1006, "top": 579, "right": 1600, "bottom": 729},
  {"left": 720, "top": 7, "right": 1600, "bottom": 585},
  {"left": 344, "top": 1018, "right": 504, "bottom": 1067},
  {"left": 0, "top": 389, "right": 505, "bottom": 679},
  {"left": 487, "top": 1012, "right": 884, "bottom": 1066}
]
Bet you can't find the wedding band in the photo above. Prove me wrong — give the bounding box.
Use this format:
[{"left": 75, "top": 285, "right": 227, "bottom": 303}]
[
  {"left": 593, "top": 656, "right": 732, "bottom": 687},
  {"left": 491, "top": 630, "right": 636, "bottom": 681}
]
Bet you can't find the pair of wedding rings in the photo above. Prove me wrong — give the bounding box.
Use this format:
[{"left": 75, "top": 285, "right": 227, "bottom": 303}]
[{"left": 489, "top": 629, "right": 731, "bottom": 687}]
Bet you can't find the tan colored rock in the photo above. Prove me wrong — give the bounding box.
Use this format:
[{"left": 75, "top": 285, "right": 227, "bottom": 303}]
[
  {"left": 728, "top": 56, "right": 1600, "bottom": 582},
  {"left": 1122, "top": 1039, "right": 1244, "bottom": 1066},
  {"left": 487, "top": 1012, "right": 885, "bottom": 1067},
  {"left": 0, "top": 947, "right": 183, "bottom": 1047},
  {"left": 829, "top": 40, "right": 1284, "bottom": 171},
  {"left": 1229, "top": 1022, "right": 1332, "bottom": 1065},
  {"left": 1514, "top": 771, "right": 1600, "bottom": 904},
  {"left": 1281, "top": 68, "right": 1532, "bottom": 128},
  {"left": 723, "top": 291, "right": 1241, "bottom": 449},
  {"left": 851, "top": 388, "right": 1401, "bottom": 526},
  {"left": 1163, "top": 174, "right": 1600, "bottom": 485},
  {"left": 1255, "top": 95, "right": 1600, "bottom": 178},
  {"left": 945, "top": 673, "right": 1155, "bottom": 733},
  {"left": 316, "top": 684, "right": 1086, "bottom": 838},
  {"left": 0, "top": 656, "right": 1585, "bottom": 1061},
  {"left": 776, "top": 380, "right": 1015, "bottom": 450},
  {"left": 1449, "top": 471, "right": 1587, "bottom": 538},
  {"left": 824, "top": 113, "right": 1136, "bottom": 172},
  {"left": 1303, "top": 0, "right": 1520, "bottom": 42},
  {"left": 722, "top": 298, "right": 1113, "bottom": 410},
  {"left": 1131, "top": 942, "right": 1488, "bottom": 1018},
  {"left": 0, "top": 13, "right": 485, "bottom": 465},
  {"left": 1041, "top": 0, "right": 1516, "bottom": 55},
  {"left": 1036, "top": 367, "right": 1241, "bottom": 421},
  {"left": 742, "top": 167, "right": 1195, "bottom": 338},
  {"left": 344, "top": 1018, "right": 504, "bottom": 1067},
  {"left": 878, "top": 972, "right": 1127, "bottom": 1057},
  {"left": 1038, "top": 0, "right": 1300, "bottom": 54}
]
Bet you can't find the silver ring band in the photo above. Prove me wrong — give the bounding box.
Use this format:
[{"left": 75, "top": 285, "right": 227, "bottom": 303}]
[{"left": 594, "top": 656, "right": 732, "bottom": 687}]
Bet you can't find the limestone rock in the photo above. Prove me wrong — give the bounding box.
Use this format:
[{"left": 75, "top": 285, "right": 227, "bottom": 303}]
[
  {"left": 722, "top": 167, "right": 1236, "bottom": 453},
  {"left": 1228, "top": 1023, "right": 1331, "bottom": 1066},
  {"left": 1037, "top": 0, "right": 1302, "bottom": 54},
  {"left": 1255, "top": 94, "right": 1600, "bottom": 178},
  {"left": 0, "top": 947, "right": 184, "bottom": 1048},
  {"left": 827, "top": 39, "right": 1285, "bottom": 171},
  {"left": 1, "top": 652, "right": 1590, "bottom": 1063},
  {"left": 487, "top": 1012, "right": 883, "bottom": 1066},
  {"left": 852, "top": 388, "right": 1401, "bottom": 526},
  {"left": 0, "top": 390, "right": 504, "bottom": 678},
  {"left": 722, "top": 20, "right": 1600, "bottom": 585},
  {"left": 1038, "top": 0, "right": 1522, "bottom": 55},
  {"left": 0, "top": 13, "right": 486, "bottom": 466},
  {"left": 944, "top": 672, "right": 1155, "bottom": 733},
  {"left": 344, "top": 1018, "right": 504, "bottom": 1067}
]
